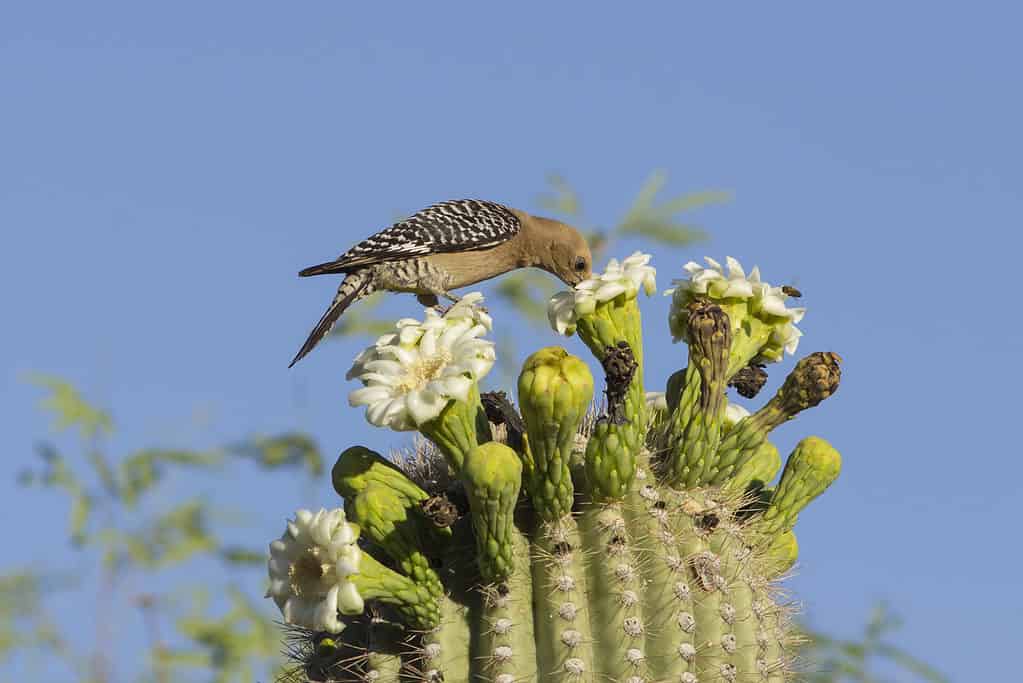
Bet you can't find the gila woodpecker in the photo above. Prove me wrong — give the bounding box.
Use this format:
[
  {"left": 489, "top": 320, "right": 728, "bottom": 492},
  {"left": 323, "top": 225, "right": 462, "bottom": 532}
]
[{"left": 289, "top": 199, "right": 593, "bottom": 367}]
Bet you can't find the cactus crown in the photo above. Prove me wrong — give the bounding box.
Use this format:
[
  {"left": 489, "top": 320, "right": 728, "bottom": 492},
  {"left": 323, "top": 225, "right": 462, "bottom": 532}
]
[{"left": 270, "top": 253, "right": 842, "bottom": 683}]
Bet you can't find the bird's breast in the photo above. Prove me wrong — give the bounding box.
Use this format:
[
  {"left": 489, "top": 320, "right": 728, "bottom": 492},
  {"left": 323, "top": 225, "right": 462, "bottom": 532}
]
[{"left": 422, "top": 247, "right": 520, "bottom": 289}]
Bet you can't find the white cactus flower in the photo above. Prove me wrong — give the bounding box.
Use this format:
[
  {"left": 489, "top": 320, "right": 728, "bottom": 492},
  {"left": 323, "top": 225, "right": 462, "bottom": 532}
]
[
  {"left": 548, "top": 252, "right": 657, "bottom": 336},
  {"left": 665, "top": 256, "right": 805, "bottom": 359},
  {"left": 723, "top": 402, "right": 751, "bottom": 427},
  {"left": 348, "top": 293, "right": 495, "bottom": 430},
  {"left": 645, "top": 391, "right": 669, "bottom": 413},
  {"left": 267, "top": 508, "right": 364, "bottom": 634}
]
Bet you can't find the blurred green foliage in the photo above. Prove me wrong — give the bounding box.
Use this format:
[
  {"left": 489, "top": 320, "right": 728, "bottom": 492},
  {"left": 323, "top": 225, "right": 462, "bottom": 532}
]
[
  {"left": 7, "top": 376, "right": 323, "bottom": 682},
  {"left": 801, "top": 604, "right": 950, "bottom": 683},
  {"left": 3, "top": 176, "right": 946, "bottom": 682}
]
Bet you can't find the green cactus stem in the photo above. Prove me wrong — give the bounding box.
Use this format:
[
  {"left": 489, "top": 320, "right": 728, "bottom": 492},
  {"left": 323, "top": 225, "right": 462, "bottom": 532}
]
[
  {"left": 362, "top": 618, "right": 405, "bottom": 683},
  {"left": 575, "top": 293, "right": 644, "bottom": 369},
  {"left": 760, "top": 436, "right": 842, "bottom": 537},
  {"left": 517, "top": 347, "right": 594, "bottom": 521},
  {"left": 299, "top": 617, "right": 405, "bottom": 682},
  {"left": 584, "top": 341, "right": 646, "bottom": 501},
  {"left": 708, "top": 351, "right": 842, "bottom": 486},
  {"left": 667, "top": 302, "right": 733, "bottom": 487},
  {"left": 471, "top": 529, "right": 536, "bottom": 682},
  {"left": 726, "top": 313, "right": 787, "bottom": 378},
  {"left": 344, "top": 541, "right": 440, "bottom": 630},
  {"left": 575, "top": 294, "right": 649, "bottom": 439},
  {"left": 725, "top": 440, "right": 782, "bottom": 497},
  {"left": 332, "top": 446, "right": 449, "bottom": 599},
  {"left": 577, "top": 503, "right": 647, "bottom": 680},
  {"left": 664, "top": 365, "right": 692, "bottom": 415},
  {"left": 766, "top": 530, "right": 800, "bottom": 575},
  {"left": 419, "top": 382, "right": 484, "bottom": 471},
  {"left": 332, "top": 445, "right": 437, "bottom": 503},
  {"left": 273, "top": 255, "right": 845, "bottom": 683},
  {"left": 529, "top": 519, "right": 595, "bottom": 682}
]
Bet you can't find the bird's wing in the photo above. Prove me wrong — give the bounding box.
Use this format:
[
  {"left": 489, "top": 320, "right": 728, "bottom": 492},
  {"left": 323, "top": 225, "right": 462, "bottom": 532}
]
[{"left": 300, "top": 199, "right": 521, "bottom": 276}]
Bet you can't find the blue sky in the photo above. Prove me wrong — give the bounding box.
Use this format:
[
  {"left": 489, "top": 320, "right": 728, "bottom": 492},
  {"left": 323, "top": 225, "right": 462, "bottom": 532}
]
[{"left": 2, "top": 2, "right": 1021, "bottom": 680}]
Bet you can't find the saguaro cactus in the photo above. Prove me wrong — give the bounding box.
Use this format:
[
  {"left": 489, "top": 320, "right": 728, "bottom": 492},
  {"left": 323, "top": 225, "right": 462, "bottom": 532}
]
[{"left": 269, "top": 255, "right": 842, "bottom": 682}]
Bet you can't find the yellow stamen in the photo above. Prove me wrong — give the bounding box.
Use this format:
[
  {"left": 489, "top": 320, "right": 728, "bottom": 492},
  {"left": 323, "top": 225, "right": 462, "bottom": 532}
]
[{"left": 395, "top": 352, "right": 452, "bottom": 394}]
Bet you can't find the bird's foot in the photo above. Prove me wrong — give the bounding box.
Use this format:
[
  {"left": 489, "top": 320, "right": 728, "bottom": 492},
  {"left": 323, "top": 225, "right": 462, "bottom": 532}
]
[
  {"left": 417, "top": 293, "right": 461, "bottom": 316},
  {"left": 418, "top": 292, "right": 489, "bottom": 318},
  {"left": 416, "top": 293, "right": 441, "bottom": 308}
]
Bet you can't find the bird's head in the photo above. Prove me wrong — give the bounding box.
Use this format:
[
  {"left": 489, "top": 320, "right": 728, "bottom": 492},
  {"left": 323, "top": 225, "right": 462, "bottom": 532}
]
[{"left": 518, "top": 213, "right": 593, "bottom": 285}]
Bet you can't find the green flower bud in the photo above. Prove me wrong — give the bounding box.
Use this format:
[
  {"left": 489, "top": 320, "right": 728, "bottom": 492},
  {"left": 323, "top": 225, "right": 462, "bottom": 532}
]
[
  {"left": 347, "top": 546, "right": 440, "bottom": 630},
  {"left": 761, "top": 437, "right": 841, "bottom": 536},
  {"left": 345, "top": 483, "right": 445, "bottom": 599},
  {"left": 460, "top": 442, "right": 524, "bottom": 583},
  {"left": 518, "top": 347, "right": 593, "bottom": 522},
  {"left": 723, "top": 440, "right": 781, "bottom": 495},
  {"left": 332, "top": 446, "right": 430, "bottom": 502}
]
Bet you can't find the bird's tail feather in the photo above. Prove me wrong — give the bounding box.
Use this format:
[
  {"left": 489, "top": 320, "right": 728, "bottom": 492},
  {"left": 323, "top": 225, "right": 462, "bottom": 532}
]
[
  {"left": 289, "top": 275, "right": 372, "bottom": 367},
  {"left": 299, "top": 260, "right": 350, "bottom": 277}
]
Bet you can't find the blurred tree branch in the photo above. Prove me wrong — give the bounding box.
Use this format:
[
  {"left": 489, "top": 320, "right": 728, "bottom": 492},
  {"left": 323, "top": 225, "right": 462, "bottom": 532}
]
[
  {"left": 799, "top": 604, "right": 950, "bottom": 683},
  {"left": 10, "top": 377, "right": 324, "bottom": 682}
]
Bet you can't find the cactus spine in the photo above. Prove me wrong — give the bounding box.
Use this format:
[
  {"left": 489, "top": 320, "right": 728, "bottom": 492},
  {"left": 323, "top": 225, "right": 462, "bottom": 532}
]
[{"left": 271, "top": 254, "right": 843, "bottom": 683}]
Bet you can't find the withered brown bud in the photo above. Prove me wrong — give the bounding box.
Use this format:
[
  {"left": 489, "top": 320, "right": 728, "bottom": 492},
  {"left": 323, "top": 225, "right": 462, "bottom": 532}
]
[
  {"left": 480, "top": 390, "right": 525, "bottom": 452},
  {"left": 686, "top": 303, "right": 732, "bottom": 368},
  {"left": 601, "top": 341, "right": 638, "bottom": 426},
  {"left": 687, "top": 303, "right": 731, "bottom": 412},
  {"left": 420, "top": 495, "right": 461, "bottom": 528},
  {"left": 777, "top": 351, "right": 842, "bottom": 415},
  {"left": 729, "top": 363, "right": 768, "bottom": 399}
]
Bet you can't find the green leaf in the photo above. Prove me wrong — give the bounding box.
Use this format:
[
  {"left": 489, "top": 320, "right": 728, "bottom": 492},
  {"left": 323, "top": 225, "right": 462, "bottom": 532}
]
[
  {"left": 494, "top": 271, "right": 558, "bottom": 324},
  {"left": 87, "top": 449, "right": 120, "bottom": 499},
  {"left": 29, "top": 375, "right": 113, "bottom": 439},
  {"left": 113, "top": 500, "right": 219, "bottom": 569},
  {"left": 874, "top": 644, "right": 950, "bottom": 683},
  {"left": 120, "top": 449, "right": 222, "bottom": 507},
  {"left": 619, "top": 220, "right": 708, "bottom": 245},
  {"left": 616, "top": 171, "right": 729, "bottom": 246},
  {"left": 32, "top": 443, "right": 93, "bottom": 543},
  {"left": 219, "top": 546, "right": 266, "bottom": 567},
  {"left": 655, "top": 189, "right": 734, "bottom": 216},
  {"left": 69, "top": 490, "right": 93, "bottom": 545},
  {"left": 169, "top": 587, "right": 281, "bottom": 681},
  {"left": 536, "top": 173, "right": 583, "bottom": 217},
  {"left": 230, "top": 433, "right": 323, "bottom": 477}
]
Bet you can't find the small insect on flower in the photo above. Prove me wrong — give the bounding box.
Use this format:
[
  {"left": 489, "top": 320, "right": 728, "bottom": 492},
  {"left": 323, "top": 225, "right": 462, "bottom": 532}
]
[
  {"left": 664, "top": 256, "right": 807, "bottom": 363},
  {"left": 781, "top": 285, "right": 802, "bottom": 298}
]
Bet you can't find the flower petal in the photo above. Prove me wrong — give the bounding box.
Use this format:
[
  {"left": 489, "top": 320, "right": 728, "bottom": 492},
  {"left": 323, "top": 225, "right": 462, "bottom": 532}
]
[
  {"left": 338, "top": 582, "right": 365, "bottom": 615},
  {"left": 405, "top": 389, "right": 448, "bottom": 425},
  {"left": 314, "top": 585, "right": 343, "bottom": 633}
]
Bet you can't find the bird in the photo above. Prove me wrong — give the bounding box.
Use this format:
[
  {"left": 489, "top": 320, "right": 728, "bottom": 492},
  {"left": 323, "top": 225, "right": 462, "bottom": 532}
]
[{"left": 289, "top": 199, "right": 593, "bottom": 367}]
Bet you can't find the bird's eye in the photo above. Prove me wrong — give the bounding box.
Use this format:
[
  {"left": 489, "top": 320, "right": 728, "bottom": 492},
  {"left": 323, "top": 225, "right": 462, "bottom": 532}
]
[{"left": 574, "top": 257, "right": 587, "bottom": 272}]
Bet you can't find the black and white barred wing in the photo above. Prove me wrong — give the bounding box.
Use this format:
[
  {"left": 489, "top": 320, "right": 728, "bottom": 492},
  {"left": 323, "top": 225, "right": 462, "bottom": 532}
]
[{"left": 299, "top": 199, "right": 521, "bottom": 276}]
